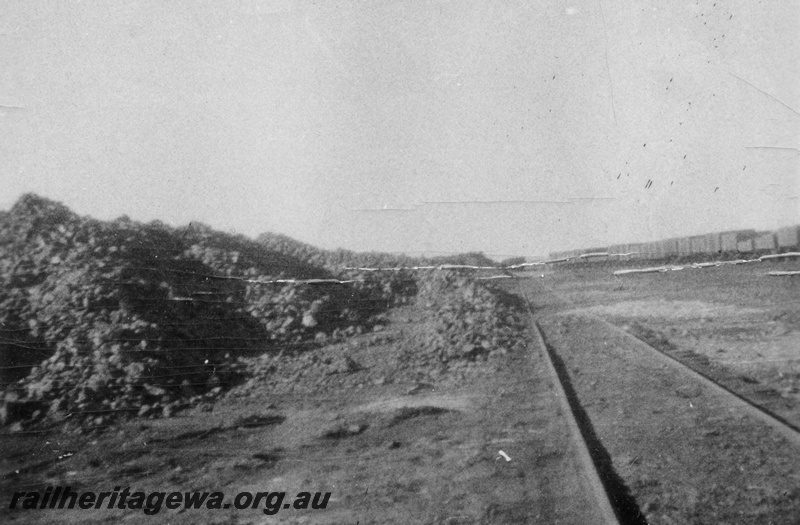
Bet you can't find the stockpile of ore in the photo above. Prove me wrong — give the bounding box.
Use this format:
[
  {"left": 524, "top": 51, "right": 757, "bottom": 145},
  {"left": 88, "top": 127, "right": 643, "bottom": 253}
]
[
  {"left": 0, "top": 194, "right": 512, "bottom": 431},
  {"left": 410, "top": 270, "right": 526, "bottom": 364},
  {"left": 0, "top": 195, "right": 406, "bottom": 428}
]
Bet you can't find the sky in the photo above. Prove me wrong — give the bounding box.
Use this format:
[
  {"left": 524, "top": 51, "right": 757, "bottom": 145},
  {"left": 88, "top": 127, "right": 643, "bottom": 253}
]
[{"left": 1, "top": 0, "right": 798, "bottom": 258}]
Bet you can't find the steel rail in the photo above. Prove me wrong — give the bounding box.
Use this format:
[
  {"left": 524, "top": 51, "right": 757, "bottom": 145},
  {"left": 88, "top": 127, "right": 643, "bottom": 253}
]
[{"left": 520, "top": 288, "right": 622, "bottom": 525}]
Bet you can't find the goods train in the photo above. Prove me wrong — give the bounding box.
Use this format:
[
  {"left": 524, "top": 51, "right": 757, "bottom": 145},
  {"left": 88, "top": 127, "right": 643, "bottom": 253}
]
[{"left": 548, "top": 225, "right": 800, "bottom": 263}]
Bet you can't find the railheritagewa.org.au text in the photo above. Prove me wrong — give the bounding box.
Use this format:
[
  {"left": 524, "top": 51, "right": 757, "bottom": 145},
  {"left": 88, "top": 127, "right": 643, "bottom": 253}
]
[{"left": 8, "top": 486, "right": 331, "bottom": 515}]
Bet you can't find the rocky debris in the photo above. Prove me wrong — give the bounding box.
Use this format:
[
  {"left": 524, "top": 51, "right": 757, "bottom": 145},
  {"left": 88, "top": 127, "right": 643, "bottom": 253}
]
[
  {"left": 231, "top": 340, "right": 372, "bottom": 397},
  {"left": 0, "top": 195, "right": 526, "bottom": 432},
  {"left": 325, "top": 355, "right": 361, "bottom": 375},
  {"left": 0, "top": 195, "right": 403, "bottom": 429},
  {"left": 229, "top": 271, "right": 531, "bottom": 398},
  {"left": 0, "top": 394, "right": 46, "bottom": 427},
  {"left": 405, "top": 271, "right": 527, "bottom": 367}
]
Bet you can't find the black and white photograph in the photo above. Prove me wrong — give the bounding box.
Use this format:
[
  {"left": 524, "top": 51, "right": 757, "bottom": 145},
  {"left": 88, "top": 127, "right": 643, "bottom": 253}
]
[{"left": 1, "top": 1, "right": 798, "bottom": 523}]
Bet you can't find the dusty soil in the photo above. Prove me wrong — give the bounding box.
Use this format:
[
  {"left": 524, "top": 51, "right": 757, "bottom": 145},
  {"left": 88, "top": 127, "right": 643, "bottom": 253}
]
[
  {"left": 534, "top": 312, "right": 800, "bottom": 524},
  {"left": 2, "top": 301, "right": 604, "bottom": 524},
  {"left": 544, "top": 261, "right": 800, "bottom": 429},
  {"left": 3, "top": 261, "right": 798, "bottom": 524},
  {"left": 513, "top": 261, "right": 800, "bottom": 524},
  {"left": 598, "top": 302, "right": 800, "bottom": 429}
]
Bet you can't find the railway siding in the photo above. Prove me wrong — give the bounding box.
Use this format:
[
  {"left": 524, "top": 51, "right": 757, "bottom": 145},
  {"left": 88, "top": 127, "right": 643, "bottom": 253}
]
[
  {"left": 610, "top": 318, "right": 800, "bottom": 436},
  {"left": 535, "top": 313, "right": 800, "bottom": 525},
  {"left": 522, "top": 295, "right": 622, "bottom": 525}
]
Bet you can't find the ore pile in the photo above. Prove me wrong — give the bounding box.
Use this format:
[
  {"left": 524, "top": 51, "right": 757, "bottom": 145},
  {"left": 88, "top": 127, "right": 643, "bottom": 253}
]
[
  {"left": 409, "top": 271, "right": 526, "bottom": 365},
  {"left": 0, "top": 195, "right": 401, "bottom": 429}
]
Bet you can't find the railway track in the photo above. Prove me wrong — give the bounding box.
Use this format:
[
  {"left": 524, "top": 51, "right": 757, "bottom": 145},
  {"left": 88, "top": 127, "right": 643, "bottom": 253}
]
[
  {"left": 520, "top": 286, "right": 630, "bottom": 525},
  {"left": 518, "top": 274, "right": 800, "bottom": 447},
  {"left": 587, "top": 313, "right": 800, "bottom": 448},
  {"left": 513, "top": 276, "right": 800, "bottom": 524},
  {"left": 512, "top": 270, "right": 800, "bottom": 438}
]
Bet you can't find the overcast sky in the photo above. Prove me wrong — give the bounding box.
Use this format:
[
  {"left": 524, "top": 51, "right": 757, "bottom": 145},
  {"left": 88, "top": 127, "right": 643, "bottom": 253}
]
[{"left": 2, "top": 1, "right": 798, "bottom": 258}]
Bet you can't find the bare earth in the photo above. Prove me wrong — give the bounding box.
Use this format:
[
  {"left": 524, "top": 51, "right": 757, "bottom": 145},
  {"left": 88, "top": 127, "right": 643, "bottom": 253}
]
[
  {"left": 518, "top": 260, "right": 800, "bottom": 524},
  {"left": 3, "top": 261, "right": 799, "bottom": 524},
  {"left": 2, "top": 302, "right": 603, "bottom": 524}
]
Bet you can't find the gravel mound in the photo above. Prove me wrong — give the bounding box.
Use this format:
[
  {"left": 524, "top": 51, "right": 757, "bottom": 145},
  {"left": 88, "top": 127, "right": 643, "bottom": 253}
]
[
  {"left": 0, "top": 195, "right": 521, "bottom": 431},
  {"left": 408, "top": 271, "right": 526, "bottom": 364},
  {"left": 0, "top": 195, "right": 408, "bottom": 429}
]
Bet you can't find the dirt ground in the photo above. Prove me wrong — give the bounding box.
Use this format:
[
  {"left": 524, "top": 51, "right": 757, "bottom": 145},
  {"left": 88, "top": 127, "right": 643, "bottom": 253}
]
[
  {"left": 541, "top": 261, "right": 800, "bottom": 428},
  {"left": 534, "top": 312, "right": 800, "bottom": 524},
  {"left": 2, "top": 300, "right": 605, "bottom": 524},
  {"left": 3, "top": 261, "right": 799, "bottom": 524},
  {"left": 515, "top": 260, "right": 800, "bottom": 524}
]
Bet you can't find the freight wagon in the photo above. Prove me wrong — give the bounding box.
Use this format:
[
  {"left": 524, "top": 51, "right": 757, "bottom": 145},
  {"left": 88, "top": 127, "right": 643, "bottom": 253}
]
[
  {"left": 638, "top": 242, "right": 653, "bottom": 259},
  {"left": 737, "top": 239, "right": 754, "bottom": 253},
  {"left": 662, "top": 238, "right": 679, "bottom": 258},
  {"left": 648, "top": 241, "right": 665, "bottom": 260},
  {"left": 753, "top": 232, "right": 777, "bottom": 253},
  {"left": 776, "top": 225, "right": 800, "bottom": 251},
  {"left": 705, "top": 232, "right": 722, "bottom": 255},
  {"left": 690, "top": 235, "right": 708, "bottom": 255},
  {"left": 677, "top": 237, "right": 692, "bottom": 257},
  {"left": 548, "top": 225, "right": 797, "bottom": 267},
  {"left": 720, "top": 230, "right": 756, "bottom": 253}
]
